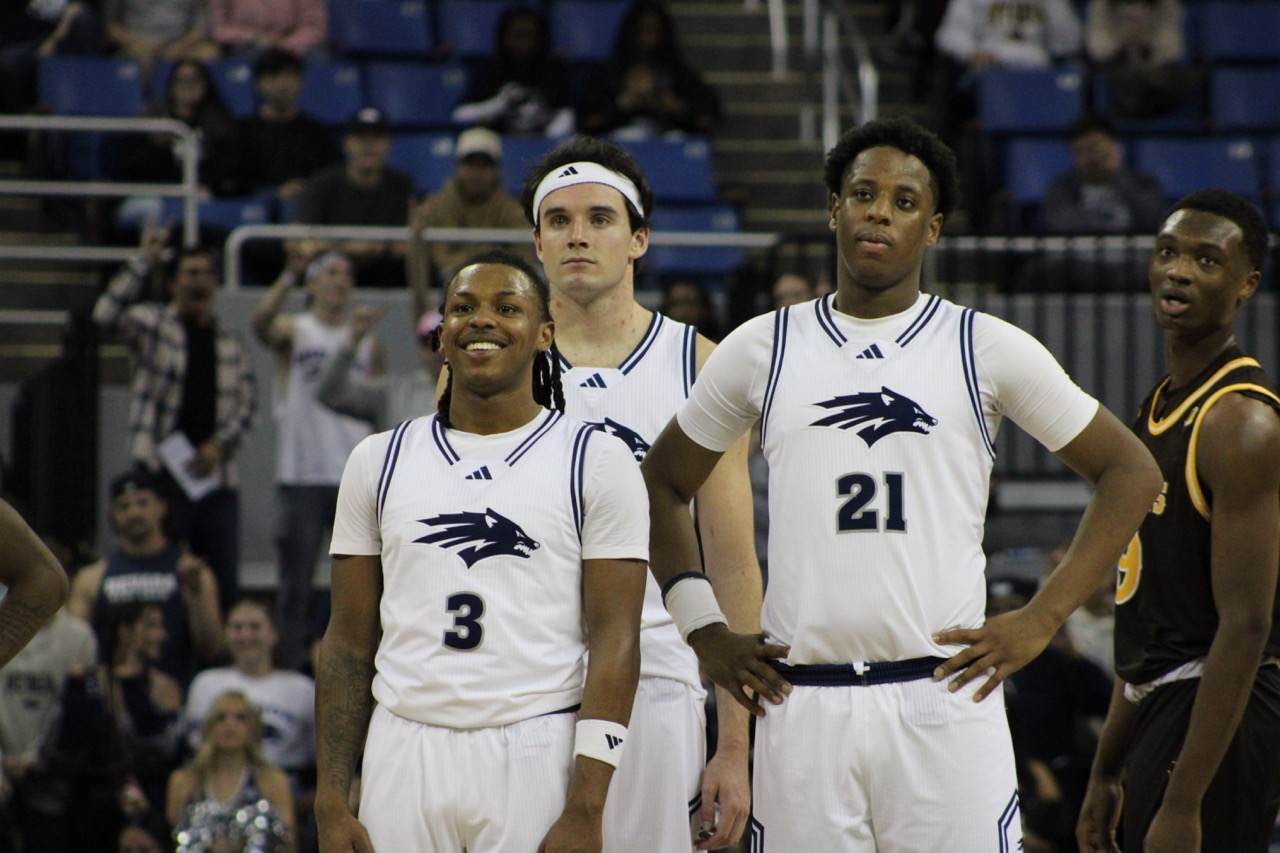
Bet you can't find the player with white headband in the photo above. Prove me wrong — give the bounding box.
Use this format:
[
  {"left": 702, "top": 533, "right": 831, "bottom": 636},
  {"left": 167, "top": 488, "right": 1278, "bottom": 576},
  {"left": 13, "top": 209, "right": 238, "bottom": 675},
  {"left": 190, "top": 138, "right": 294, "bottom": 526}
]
[{"left": 519, "top": 135, "right": 763, "bottom": 851}]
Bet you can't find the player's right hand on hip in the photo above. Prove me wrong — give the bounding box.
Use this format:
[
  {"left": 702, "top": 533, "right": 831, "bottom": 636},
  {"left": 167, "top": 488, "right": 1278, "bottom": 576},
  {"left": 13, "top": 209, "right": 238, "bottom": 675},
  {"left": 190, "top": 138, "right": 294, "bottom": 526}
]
[{"left": 689, "top": 625, "right": 791, "bottom": 716}]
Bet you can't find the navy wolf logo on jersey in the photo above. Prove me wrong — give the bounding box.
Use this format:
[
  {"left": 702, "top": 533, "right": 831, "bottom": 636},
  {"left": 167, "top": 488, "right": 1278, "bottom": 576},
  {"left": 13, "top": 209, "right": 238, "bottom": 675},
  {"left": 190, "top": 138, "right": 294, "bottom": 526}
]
[
  {"left": 413, "top": 509, "right": 541, "bottom": 568},
  {"left": 811, "top": 386, "right": 938, "bottom": 447},
  {"left": 594, "top": 418, "right": 651, "bottom": 462}
]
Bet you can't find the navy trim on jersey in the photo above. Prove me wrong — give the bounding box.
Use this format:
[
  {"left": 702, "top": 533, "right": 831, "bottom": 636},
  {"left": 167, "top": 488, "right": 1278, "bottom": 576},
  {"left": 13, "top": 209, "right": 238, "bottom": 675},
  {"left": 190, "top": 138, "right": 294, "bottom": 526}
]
[
  {"left": 682, "top": 323, "right": 697, "bottom": 396},
  {"left": 619, "top": 312, "right": 663, "bottom": 374},
  {"left": 569, "top": 422, "right": 594, "bottom": 539},
  {"left": 997, "top": 791, "right": 1020, "bottom": 853},
  {"left": 688, "top": 791, "right": 702, "bottom": 817},
  {"left": 747, "top": 816, "right": 764, "bottom": 853},
  {"left": 505, "top": 409, "right": 562, "bottom": 466},
  {"left": 376, "top": 420, "right": 412, "bottom": 522},
  {"left": 960, "top": 309, "right": 996, "bottom": 460},
  {"left": 769, "top": 657, "right": 944, "bottom": 686},
  {"left": 815, "top": 293, "right": 847, "bottom": 347},
  {"left": 431, "top": 415, "right": 461, "bottom": 465},
  {"left": 897, "top": 293, "right": 941, "bottom": 347},
  {"left": 760, "top": 308, "right": 790, "bottom": 447}
]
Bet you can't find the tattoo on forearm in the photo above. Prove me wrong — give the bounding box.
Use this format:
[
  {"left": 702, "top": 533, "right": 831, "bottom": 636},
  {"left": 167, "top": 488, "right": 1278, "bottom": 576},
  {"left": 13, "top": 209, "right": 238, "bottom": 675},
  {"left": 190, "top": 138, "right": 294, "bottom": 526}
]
[
  {"left": 0, "top": 597, "right": 53, "bottom": 669},
  {"left": 317, "top": 648, "right": 376, "bottom": 794}
]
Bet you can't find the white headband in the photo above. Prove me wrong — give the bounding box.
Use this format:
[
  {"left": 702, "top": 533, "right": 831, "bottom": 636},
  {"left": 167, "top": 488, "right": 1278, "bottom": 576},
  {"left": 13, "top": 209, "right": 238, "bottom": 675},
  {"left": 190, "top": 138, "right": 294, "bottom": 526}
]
[{"left": 531, "top": 161, "right": 646, "bottom": 222}]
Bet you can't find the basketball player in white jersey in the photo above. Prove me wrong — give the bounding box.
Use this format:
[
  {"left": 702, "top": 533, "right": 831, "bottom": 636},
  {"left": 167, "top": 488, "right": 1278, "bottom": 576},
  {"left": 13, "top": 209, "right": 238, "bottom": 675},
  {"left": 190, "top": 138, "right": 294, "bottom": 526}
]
[
  {"left": 520, "top": 136, "right": 761, "bottom": 851},
  {"left": 315, "top": 252, "right": 647, "bottom": 853},
  {"left": 252, "top": 251, "right": 384, "bottom": 670},
  {"left": 641, "top": 117, "right": 1162, "bottom": 851}
]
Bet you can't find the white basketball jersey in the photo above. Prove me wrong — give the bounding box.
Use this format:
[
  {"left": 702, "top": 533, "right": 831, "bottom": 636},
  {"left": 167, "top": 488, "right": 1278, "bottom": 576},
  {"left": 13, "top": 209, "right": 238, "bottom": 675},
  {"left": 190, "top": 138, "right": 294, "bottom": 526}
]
[
  {"left": 680, "top": 293, "right": 1096, "bottom": 666},
  {"left": 276, "top": 313, "right": 375, "bottom": 484},
  {"left": 560, "top": 313, "right": 703, "bottom": 689},
  {"left": 331, "top": 410, "right": 648, "bottom": 729}
]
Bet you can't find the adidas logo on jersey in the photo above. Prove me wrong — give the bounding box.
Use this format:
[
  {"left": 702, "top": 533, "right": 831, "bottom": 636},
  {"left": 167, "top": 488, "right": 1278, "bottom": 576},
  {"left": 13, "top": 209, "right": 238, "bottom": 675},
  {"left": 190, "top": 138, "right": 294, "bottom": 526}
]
[
  {"left": 557, "top": 166, "right": 579, "bottom": 177},
  {"left": 579, "top": 373, "right": 608, "bottom": 388},
  {"left": 855, "top": 344, "right": 885, "bottom": 359},
  {"left": 606, "top": 734, "right": 623, "bottom": 749},
  {"left": 465, "top": 466, "right": 493, "bottom": 480}
]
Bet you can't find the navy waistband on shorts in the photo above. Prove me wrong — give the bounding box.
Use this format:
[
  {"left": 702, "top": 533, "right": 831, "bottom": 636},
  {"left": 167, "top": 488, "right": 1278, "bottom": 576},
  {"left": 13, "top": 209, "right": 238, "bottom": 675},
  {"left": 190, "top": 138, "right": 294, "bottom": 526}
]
[{"left": 768, "top": 656, "right": 945, "bottom": 687}]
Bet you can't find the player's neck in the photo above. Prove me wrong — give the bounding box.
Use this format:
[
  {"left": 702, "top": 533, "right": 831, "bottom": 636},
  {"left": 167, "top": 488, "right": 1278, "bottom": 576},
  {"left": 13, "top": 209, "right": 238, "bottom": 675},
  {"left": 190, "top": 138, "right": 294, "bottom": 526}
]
[
  {"left": 833, "top": 279, "right": 920, "bottom": 320},
  {"left": 1166, "top": 326, "right": 1239, "bottom": 390},
  {"left": 448, "top": 390, "right": 545, "bottom": 436},
  {"left": 118, "top": 532, "right": 168, "bottom": 558},
  {"left": 550, "top": 290, "right": 652, "bottom": 368}
]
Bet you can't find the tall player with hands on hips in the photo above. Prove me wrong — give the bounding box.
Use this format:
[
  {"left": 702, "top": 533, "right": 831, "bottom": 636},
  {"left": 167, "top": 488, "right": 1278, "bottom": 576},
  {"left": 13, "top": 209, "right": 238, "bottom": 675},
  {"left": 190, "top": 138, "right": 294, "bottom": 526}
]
[
  {"left": 1077, "top": 190, "right": 1280, "bottom": 853},
  {"left": 314, "top": 251, "right": 648, "bottom": 853},
  {"left": 520, "top": 135, "right": 760, "bottom": 851},
  {"left": 641, "top": 117, "right": 1161, "bottom": 851}
]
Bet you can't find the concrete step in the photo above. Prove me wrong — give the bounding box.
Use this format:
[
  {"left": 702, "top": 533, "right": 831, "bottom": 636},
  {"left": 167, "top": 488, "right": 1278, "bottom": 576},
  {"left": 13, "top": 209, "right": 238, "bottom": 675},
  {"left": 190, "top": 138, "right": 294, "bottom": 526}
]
[{"left": 0, "top": 277, "right": 99, "bottom": 312}]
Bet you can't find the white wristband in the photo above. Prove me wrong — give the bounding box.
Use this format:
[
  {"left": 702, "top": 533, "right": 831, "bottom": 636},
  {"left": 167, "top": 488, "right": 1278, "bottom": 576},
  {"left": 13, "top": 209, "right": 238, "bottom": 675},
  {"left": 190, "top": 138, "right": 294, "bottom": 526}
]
[
  {"left": 573, "top": 718, "right": 627, "bottom": 768},
  {"left": 663, "top": 574, "right": 728, "bottom": 643}
]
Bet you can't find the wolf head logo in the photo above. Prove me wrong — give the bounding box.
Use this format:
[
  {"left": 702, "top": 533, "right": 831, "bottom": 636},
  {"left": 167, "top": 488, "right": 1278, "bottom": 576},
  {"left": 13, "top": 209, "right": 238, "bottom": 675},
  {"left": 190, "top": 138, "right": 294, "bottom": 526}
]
[
  {"left": 595, "top": 418, "right": 651, "bottom": 462},
  {"left": 413, "top": 508, "right": 540, "bottom": 568},
  {"left": 811, "top": 386, "right": 938, "bottom": 447}
]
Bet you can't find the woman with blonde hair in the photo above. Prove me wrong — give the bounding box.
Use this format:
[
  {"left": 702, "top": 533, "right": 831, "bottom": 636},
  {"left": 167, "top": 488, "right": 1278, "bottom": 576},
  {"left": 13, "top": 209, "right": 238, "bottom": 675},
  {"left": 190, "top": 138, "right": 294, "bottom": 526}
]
[{"left": 166, "top": 690, "right": 295, "bottom": 852}]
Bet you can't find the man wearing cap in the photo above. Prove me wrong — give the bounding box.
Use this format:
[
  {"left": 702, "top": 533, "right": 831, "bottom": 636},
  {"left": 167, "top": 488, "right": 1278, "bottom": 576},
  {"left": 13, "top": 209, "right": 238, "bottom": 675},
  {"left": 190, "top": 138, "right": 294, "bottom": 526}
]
[
  {"left": 69, "top": 469, "right": 223, "bottom": 687},
  {"left": 518, "top": 135, "right": 760, "bottom": 851},
  {"left": 293, "top": 106, "right": 417, "bottom": 288},
  {"left": 412, "top": 126, "right": 531, "bottom": 286}
]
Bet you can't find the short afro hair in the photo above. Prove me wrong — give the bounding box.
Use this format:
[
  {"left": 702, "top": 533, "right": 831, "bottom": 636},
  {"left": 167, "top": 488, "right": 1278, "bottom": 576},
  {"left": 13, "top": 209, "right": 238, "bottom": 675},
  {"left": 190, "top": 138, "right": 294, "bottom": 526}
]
[
  {"left": 1166, "top": 189, "right": 1270, "bottom": 272},
  {"left": 823, "top": 117, "right": 959, "bottom": 217}
]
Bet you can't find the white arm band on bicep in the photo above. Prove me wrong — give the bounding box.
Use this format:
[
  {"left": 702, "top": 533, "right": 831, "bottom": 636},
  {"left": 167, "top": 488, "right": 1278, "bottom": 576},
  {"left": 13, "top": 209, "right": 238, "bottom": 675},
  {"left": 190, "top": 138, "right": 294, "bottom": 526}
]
[
  {"left": 662, "top": 573, "right": 728, "bottom": 643},
  {"left": 573, "top": 718, "right": 628, "bottom": 768}
]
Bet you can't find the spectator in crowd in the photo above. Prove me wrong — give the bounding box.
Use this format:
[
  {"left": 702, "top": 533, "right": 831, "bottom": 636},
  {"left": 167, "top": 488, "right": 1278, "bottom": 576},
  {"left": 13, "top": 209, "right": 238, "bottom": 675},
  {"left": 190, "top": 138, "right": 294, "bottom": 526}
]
[
  {"left": 660, "top": 277, "right": 721, "bottom": 341},
  {"left": 69, "top": 469, "right": 224, "bottom": 687},
  {"left": 0, "top": 0, "right": 102, "bottom": 119},
  {"left": 412, "top": 127, "right": 532, "bottom": 287},
  {"left": 209, "top": 0, "right": 327, "bottom": 59},
  {"left": 293, "top": 107, "right": 416, "bottom": 288},
  {"left": 451, "top": 3, "right": 574, "bottom": 136},
  {"left": 770, "top": 272, "right": 816, "bottom": 308},
  {"left": 182, "top": 599, "right": 316, "bottom": 788},
  {"left": 182, "top": 598, "right": 316, "bottom": 851},
  {"left": 936, "top": 0, "right": 1083, "bottom": 74},
  {"left": 166, "top": 691, "right": 295, "bottom": 853},
  {"left": 105, "top": 0, "right": 218, "bottom": 69},
  {"left": 98, "top": 601, "right": 185, "bottom": 824},
  {"left": 238, "top": 49, "right": 338, "bottom": 203},
  {"left": 0, "top": 594, "right": 97, "bottom": 853},
  {"left": 92, "top": 226, "right": 256, "bottom": 610},
  {"left": 579, "top": 0, "right": 721, "bottom": 139},
  {"left": 1042, "top": 113, "right": 1165, "bottom": 235},
  {"left": 116, "top": 59, "right": 243, "bottom": 230},
  {"left": 117, "top": 811, "right": 172, "bottom": 853},
  {"left": 316, "top": 307, "right": 443, "bottom": 431},
  {"left": 1085, "top": 0, "right": 1198, "bottom": 121},
  {"left": 252, "top": 251, "right": 381, "bottom": 671}
]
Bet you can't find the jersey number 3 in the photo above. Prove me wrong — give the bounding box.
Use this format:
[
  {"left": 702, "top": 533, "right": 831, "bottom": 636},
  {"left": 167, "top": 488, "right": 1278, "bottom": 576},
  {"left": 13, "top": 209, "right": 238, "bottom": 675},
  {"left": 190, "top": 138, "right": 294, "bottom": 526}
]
[
  {"left": 836, "top": 472, "right": 906, "bottom": 532},
  {"left": 444, "top": 592, "right": 484, "bottom": 650}
]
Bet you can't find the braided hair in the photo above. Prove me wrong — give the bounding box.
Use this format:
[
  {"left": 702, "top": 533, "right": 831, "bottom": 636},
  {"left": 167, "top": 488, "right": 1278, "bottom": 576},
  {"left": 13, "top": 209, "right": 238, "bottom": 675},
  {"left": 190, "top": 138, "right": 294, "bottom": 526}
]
[{"left": 436, "top": 249, "right": 565, "bottom": 428}]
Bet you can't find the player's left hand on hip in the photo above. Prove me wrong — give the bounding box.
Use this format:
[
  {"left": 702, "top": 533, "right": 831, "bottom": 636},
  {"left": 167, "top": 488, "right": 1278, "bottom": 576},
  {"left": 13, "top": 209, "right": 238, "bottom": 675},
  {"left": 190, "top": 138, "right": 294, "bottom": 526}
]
[{"left": 931, "top": 608, "right": 1056, "bottom": 702}]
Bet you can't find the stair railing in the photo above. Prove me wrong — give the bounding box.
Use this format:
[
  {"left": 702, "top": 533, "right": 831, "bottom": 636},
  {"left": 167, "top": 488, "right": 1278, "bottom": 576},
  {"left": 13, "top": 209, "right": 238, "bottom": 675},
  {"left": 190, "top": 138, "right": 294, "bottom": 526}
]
[
  {"left": 0, "top": 114, "right": 202, "bottom": 255},
  {"left": 799, "top": 0, "right": 878, "bottom": 150}
]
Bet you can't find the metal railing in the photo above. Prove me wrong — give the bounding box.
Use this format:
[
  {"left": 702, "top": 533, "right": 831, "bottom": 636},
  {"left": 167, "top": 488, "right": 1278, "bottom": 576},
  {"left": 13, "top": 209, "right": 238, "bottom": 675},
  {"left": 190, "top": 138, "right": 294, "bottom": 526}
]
[
  {"left": 0, "top": 114, "right": 202, "bottom": 248},
  {"left": 221, "top": 223, "right": 782, "bottom": 290}
]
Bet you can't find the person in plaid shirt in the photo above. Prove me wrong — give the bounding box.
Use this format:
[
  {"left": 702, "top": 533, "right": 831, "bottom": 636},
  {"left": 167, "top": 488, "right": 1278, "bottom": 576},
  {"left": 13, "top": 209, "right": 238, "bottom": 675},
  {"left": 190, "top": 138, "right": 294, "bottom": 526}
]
[{"left": 93, "top": 222, "right": 257, "bottom": 611}]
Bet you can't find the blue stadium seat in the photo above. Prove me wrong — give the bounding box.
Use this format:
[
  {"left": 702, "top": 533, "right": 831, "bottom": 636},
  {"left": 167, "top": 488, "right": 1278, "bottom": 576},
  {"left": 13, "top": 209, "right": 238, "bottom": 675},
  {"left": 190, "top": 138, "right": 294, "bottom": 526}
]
[
  {"left": 365, "top": 63, "right": 468, "bottom": 128},
  {"left": 550, "top": 0, "right": 629, "bottom": 62},
  {"left": 1211, "top": 67, "right": 1280, "bottom": 133},
  {"left": 158, "top": 195, "right": 274, "bottom": 233},
  {"left": 330, "top": 0, "right": 432, "bottom": 58},
  {"left": 1093, "top": 70, "right": 1205, "bottom": 135},
  {"left": 38, "top": 56, "right": 144, "bottom": 116},
  {"left": 619, "top": 137, "right": 717, "bottom": 204},
  {"left": 1002, "top": 137, "right": 1075, "bottom": 233},
  {"left": 1132, "top": 137, "right": 1262, "bottom": 204},
  {"left": 435, "top": 0, "right": 507, "bottom": 59},
  {"left": 208, "top": 58, "right": 257, "bottom": 119},
  {"left": 977, "top": 67, "right": 1086, "bottom": 134},
  {"left": 1198, "top": 1, "right": 1280, "bottom": 63},
  {"left": 647, "top": 205, "right": 743, "bottom": 276},
  {"left": 388, "top": 132, "right": 457, "bottom": 193},
  {"left": 298, "top": 61, "right": 365, "bottom": 125},
  {"left": 500, "top": 135, "right": 564, "bottom": 196}
]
